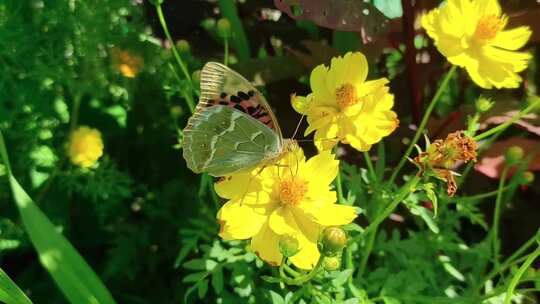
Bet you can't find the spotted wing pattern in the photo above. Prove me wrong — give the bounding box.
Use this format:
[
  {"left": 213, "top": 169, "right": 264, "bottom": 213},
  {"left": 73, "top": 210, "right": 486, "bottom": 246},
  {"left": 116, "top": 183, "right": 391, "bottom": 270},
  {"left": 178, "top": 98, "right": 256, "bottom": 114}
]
[{"left": 194, "top": 62, "right": 282, "bottom": 138}]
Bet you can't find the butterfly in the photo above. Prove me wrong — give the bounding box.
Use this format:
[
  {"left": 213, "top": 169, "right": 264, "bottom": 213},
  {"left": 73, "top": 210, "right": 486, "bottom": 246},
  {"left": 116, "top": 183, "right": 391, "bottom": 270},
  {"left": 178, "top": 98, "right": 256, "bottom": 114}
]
[{"left": 182, "top": 62, "right": 295, "bottom": 177}]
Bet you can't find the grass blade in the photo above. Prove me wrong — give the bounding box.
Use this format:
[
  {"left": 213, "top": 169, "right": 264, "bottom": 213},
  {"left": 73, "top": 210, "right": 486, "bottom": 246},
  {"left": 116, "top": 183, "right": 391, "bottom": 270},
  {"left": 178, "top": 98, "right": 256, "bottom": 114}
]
[
  {"left": 218, "top": 0, "right": 251, "bottom": 60},
  {"left": 0, "top": 131, "right": 117, "bottom": 304},
  {"left": 0, "top": 268, "right": 33, "bottom": 304}
]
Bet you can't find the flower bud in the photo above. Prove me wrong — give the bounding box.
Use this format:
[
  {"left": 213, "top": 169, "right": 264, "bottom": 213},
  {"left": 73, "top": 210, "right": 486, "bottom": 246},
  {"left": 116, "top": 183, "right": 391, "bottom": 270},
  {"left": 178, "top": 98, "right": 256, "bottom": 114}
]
[
  {"left": 505, "top": 146, "right": 524, "bottom": 165},
  {"left": 475, "top": 97, "right": 494, "bottom": 113},
  {"left": 217, "top": 18, "right": 231, "bottom": 38},
  {"left": 322, "top": 256, "right": 341, "bottom": 271},
  {"left": 279, "top": 235, "right": 300, "bottom": 258},
  {"left": 170, "top": 105, "right": 183, "bottom": 118},
  {"left": 518, "top": 171, "right": 535, "bottom": 185},
  {"left": 318, "top": 226, "right": 347, "bottom": 257},
  {"left": 201, "top": 18, "right": 216, "bottom": 31},
  {"left": 176, "top": 39, "right": 190, "bottom": 54},
  {"left": 192, "top": 70, "right": 201, "bottom": 85}
]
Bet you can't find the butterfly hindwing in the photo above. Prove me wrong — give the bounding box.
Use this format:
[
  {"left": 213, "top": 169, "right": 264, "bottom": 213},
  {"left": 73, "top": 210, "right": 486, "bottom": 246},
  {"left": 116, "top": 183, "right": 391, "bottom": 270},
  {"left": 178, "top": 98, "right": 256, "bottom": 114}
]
[{"left": 183, "top": 105, "right": 281, "bottom": 177}]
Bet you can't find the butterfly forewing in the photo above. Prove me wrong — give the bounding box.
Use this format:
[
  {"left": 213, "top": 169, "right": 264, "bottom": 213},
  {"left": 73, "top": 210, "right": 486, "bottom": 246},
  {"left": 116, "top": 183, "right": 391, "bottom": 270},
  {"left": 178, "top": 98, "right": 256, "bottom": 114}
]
[
  {"left": 196, "top": 62, "right": 283, "bottom": 138},
  {"left": 183, "top": 105, "right": 281, "bottom": 176}
]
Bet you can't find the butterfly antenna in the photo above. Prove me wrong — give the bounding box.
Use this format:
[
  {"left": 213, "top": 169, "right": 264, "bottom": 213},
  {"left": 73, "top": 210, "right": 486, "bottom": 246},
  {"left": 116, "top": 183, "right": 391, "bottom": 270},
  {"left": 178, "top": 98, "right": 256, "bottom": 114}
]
[{"left": 291, "top": 115, "right": 305, "bottom": 140}]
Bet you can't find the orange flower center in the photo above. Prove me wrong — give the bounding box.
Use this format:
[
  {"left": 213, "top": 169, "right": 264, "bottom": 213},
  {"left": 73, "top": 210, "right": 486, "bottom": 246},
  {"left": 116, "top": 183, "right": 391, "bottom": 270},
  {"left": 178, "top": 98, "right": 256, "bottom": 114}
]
[
  {"left": 474, "top": 15, "right": 504, "bottom": 41},
  {"left": 279, "top": 178, "right": 308, "bottom": 205},
  {"left": 335, "top": 83, "right": 359, "bottom": 110}
]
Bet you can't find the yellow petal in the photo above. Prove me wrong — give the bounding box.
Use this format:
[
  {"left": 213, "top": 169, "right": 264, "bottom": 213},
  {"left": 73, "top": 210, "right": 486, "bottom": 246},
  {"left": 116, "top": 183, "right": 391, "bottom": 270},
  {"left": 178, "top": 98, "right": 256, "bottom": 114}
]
[
  {"left": 305, "top": 204, "right": 358, "bottom": 226},
  {"left": 217, "top": 201, "right": 269, "bottom": 240},
  {"left": 492, "top": 26, "right": 532, "bottom": 51},
  {"left": 250, "top": 222, "right": 282, "bottom": 267},
  {"left": 332, "top": 52, "right": 369, "bottom": 89},
  {"left": 303, "top": 150, "right": 338, "bottom": 187},
  {"left": 289, "top": 236, "right": 319, "bottom": 270},
  {"left": 268, "top": 207, "right": 297, "bottom": 236},
  {"left": 291, "top": 94, "right": 311, "bottom": 115},
  {"left": 473, "top": 0, "right": 501, "bottom": 17},
  {"left": 357, "top": 78, "right": 389, "bottom": 97},
  {"left": 310, "top": 64, "right": 334, "bottom": 107}
]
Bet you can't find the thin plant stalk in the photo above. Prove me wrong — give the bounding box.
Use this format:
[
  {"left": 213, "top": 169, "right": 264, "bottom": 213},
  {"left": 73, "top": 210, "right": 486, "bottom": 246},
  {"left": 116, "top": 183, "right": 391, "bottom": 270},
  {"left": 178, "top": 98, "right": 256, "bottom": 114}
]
[
  {"left": 503, "top": 245, "right": 540, "bottom": 304},
  {"left": 389, "top": 66, "right": 457, "bottom": 185},
  {"left": 492, "top": 166, "right": 509, "bottom": 266}
]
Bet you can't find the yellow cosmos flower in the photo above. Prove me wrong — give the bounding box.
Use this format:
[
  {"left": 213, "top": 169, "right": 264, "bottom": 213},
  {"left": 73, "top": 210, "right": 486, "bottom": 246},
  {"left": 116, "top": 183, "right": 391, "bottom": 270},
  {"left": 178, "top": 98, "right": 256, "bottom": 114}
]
[
  {"left": 215, "top": 147, "right": 357, "bottom": 269},
  {"left": 68, "top": 126, "right": 104, "bottom": 168},
  {"left": 292, "top": 52, "right": 398, "bottom": 151},
  {"left": 422, "top": 0, "right": 532, "bottom": 89},
  {"left": 111, "top": 47, "right": 144, "bottom": 78}
]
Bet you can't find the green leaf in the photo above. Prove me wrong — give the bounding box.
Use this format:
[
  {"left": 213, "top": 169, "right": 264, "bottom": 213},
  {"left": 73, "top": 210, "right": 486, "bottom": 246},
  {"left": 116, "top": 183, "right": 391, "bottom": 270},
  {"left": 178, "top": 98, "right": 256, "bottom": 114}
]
[
  {"left": 183, "top": 259, "right": 206, "bottom": 270},
  {"left": 0, "top": 268, "right": 33, "bottom": 304},
  {"left": 182, "top": 272, "right": 207, "bottom": 283},
  {"left": 438, "top": 255, "right": 465, "bottom": 282},
  {"left": 373, "top": 0, "right": 403, "bottom": 19},
  {"left": 410, "top": 205, "right": 440, "bottom": 234},
  {"left": 211, "top": 267, "right": 224, "bottom": 294},
  {"left": 197, "top": 280, "right": 208, "bottom": 299},
  {"left": 268, "top": 290, "right": 285, "bottom": 304},
  {"left": 382, "top": 296, "right": 401, "bottom": 304},
  {"left": 0, "top": 131, "right": 117, "bottom": 304},
  {"left": 331, "top": 269, "right": 353, "bottom": 287}
]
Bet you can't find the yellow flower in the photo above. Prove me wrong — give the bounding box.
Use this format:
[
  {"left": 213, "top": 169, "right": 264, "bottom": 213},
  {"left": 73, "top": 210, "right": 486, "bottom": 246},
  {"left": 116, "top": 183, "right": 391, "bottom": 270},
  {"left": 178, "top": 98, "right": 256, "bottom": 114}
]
[
  {"left": 292, "top": 52, "right": 398, "bottom": 151},
  {"left": 111, "top": 47, "right": 144, "bottom": 78},
  {"left": 422, "top": 0, "right": 532, "bottom": 89},
  {"left": 215, "top": 147, "right": 357, "bottom": 269},
  {"left": 68, "top": 126, "right": 104, "bottom": 168}
]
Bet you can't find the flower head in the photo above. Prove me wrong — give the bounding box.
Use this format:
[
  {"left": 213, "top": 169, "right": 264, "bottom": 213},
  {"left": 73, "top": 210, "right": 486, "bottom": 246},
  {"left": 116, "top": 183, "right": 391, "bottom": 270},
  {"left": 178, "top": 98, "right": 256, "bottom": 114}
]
[
  {"left": 215, "top": 147, "right": 357, "bottom": 269},
  {"left": 292, "top": 52, "right": 398, "bottom": 151},
  {"left": 414, "top": 131, "right": 478, "bottom": 196},
  {"left": 68, "top": 126, "right": 104, "bottom": 168},
  {"left": 111, "top": 47, "right": 144, "bottom": 78},
  {"left": 422, "top": 0, "right": 532, "bottom": 89}
]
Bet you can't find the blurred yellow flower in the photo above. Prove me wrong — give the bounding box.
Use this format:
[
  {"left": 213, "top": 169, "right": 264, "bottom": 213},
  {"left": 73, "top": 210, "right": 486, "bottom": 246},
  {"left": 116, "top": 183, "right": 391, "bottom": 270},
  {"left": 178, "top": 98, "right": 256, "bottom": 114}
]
[
  {"left": 292, "top": 52, "right": 398, "bottom": 151},
  {"left": 215, "top": 147, "right": 357, "bottom": 269},
  {"left": 111, "top": 47, "right": 144, "bottom": 78},
  {"left": 68, "top": 126, "right": 104, "bottom": 168},
  {"left": 422, "top": 0, "right": 532, "bottom": 89}
]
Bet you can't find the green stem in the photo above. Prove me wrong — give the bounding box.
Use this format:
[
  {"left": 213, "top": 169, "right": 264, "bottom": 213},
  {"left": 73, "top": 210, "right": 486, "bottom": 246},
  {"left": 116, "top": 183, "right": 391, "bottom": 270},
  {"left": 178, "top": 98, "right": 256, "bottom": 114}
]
[
  {"left": 217, "top": 0, "right": 251, "bottom": 60},
  {"left": 474, "top": 100, "right": 540, "bottom": 141},
  {"left": 492, "top": 166, "right": 509, "bottom": 266},
  {"left": 475, "top": 231, "right": 538, "bottom": 293},
  {"left": 155, "top": 3, "right": 193, "bottom": 89},
  {"left": 363, "top": 151, "right": 377, "bottom": 185},
  {"left": 279, "top": 256, "right": 324, "bottom": 285},
  {"left": 503, "top": 245, "right": 540, "bottom": 304},
  {"left": 336, "top": 163, "right": 345, "bottom": 204},
  {"left": 366, "top": 175, "right": 420, "bottom": 234},
  {"left": 224, "top": 36, "right": 229, "bottom": 66},
  {"left": 357, "top": 229, "right": 376, "bottom": 277},
  {"left": 168, "top": 63, "right": 195, "bottom": 113},
  {"left": 457, "top": 185, "right": 511, "bottom": 202},
  {"left": 389, "top": 66, "right": 457, "bottom": 185}
]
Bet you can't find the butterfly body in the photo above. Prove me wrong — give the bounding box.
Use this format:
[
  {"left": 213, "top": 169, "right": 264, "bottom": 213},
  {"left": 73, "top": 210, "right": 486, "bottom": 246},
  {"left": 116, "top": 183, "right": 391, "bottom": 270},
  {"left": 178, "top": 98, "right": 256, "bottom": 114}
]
[{"left": 183, "top": 62, "right": 290, "bottom": 177}]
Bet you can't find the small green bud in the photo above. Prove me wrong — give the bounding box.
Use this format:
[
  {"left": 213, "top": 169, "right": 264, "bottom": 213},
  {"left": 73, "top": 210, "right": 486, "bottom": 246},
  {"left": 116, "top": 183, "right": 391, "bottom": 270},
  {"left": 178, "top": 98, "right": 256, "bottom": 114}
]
[
  {"left": 217, "top": 18, "right": 231, "bottom": 38},
  {"left": 519, "top": 171, "right": 535, "bottom": 185},
  {"left": 192, "top": 70, "right": 201, "bottom": 85},
  {"left": 176, "top": 39, "right": 190, "bottom": 53},
  {"left": 322, "top": 256, "right": 341, "bottom": 271},
  {"left": 170, "top": 105, "right": 183, "bottom": 118},
  {"left": 505, "top": 146, "right": 524, "bottom": 165},
  {"left": 318, "top": 226, "right": 347, "bottom": 257},
  {"left": 279, "top": 235, "right": 300, "bottom": 258},
  {"left": 201, "top": 18, "right": 216, "bottom": 31},
  {"left": 475, "top": 97, "right": 494, "bottom": 113}
]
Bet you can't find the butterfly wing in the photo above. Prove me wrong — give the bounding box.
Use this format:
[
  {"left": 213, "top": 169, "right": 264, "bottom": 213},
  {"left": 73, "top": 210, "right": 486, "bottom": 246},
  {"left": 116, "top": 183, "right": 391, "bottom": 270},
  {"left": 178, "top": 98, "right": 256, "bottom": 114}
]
[
  {"left": 196, "top": 62, "right": 283, "bottom": 138},
  {"left": 183, "top": 105, "right": 281, "bottom": 176}
]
